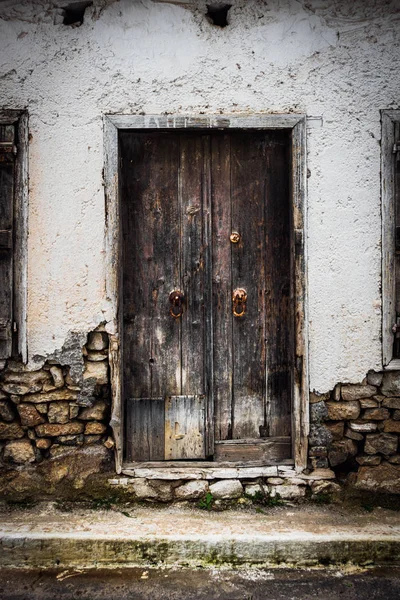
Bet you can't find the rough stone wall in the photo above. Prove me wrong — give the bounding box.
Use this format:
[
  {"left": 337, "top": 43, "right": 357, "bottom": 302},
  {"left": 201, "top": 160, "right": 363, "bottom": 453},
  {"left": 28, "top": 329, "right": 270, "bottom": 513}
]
[
  {"left": 310, "top": 371, "right": 400, "bottom": 495},
  {"left": 0, "top": 330, "right": 114, "bottom": 500}
]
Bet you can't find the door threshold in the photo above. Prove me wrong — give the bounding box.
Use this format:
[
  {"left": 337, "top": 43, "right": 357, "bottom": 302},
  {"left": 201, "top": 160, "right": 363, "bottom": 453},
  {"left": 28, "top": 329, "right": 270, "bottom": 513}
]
[
  {"left": 122, "top": 459, "right": 294, "bottom": 470},
  {"left": 121, "top": 460, "right": 295, "bottom": 480}
]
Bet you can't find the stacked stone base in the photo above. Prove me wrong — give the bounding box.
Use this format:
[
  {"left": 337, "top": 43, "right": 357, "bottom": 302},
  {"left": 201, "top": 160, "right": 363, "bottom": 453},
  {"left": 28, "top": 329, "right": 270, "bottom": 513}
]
[
  {"left": 2, "top": 334, "right": 400, "bottom": 502},
  {"left": 109, "top": 466, "right": 339, "bottom": 503},
  {"left": 0, "top": 329, "right": 114, "bottom": 499},
  {"left": 310, "top": 370, "right": 400, "bottom": 495}
]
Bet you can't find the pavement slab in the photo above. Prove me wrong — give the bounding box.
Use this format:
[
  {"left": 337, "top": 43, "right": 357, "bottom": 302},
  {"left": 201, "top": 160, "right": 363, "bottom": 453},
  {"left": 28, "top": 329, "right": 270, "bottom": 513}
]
[{"left": 0, "top": 502, "right": 399, "bottom": 569}]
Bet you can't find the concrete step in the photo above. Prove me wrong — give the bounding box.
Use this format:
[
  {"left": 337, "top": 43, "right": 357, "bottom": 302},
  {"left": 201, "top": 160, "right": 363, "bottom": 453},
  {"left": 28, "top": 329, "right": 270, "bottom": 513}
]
[{"left": 0, "top": 502, "right": 399, "bottom": 569}]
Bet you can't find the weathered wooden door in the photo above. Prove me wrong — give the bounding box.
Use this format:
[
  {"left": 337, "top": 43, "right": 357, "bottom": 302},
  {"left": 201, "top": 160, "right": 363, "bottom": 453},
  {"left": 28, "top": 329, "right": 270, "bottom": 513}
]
[{"left": 120, "top": 130, "right": 292, "bottom": 463}]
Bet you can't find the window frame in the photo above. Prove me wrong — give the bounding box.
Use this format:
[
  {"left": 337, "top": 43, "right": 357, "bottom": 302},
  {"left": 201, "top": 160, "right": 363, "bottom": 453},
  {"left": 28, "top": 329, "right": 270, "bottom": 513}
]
[{"left": 0, "top": 110, "right": 28, "bottom": 363}]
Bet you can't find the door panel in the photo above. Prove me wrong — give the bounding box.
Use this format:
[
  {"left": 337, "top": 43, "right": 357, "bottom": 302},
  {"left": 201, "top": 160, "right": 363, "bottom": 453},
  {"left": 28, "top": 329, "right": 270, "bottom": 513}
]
[
  {"left": 165, "top": 395, "right": 206, "bottom": 459},
  {"left": 229, "top": 133, "right": 267, "bottom": 439},
  {"left": 121, "top": 130, "right": 292, "bottom": 462},
  {"left": 211, "top": 133, "right": 233, "bottom": 441}
]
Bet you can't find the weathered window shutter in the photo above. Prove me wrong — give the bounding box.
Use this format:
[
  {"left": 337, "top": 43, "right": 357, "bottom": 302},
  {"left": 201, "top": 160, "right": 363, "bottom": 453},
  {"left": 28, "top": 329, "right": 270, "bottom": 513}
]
[{"left": 0, "top": 125, "right": 15, "bottom": 359}]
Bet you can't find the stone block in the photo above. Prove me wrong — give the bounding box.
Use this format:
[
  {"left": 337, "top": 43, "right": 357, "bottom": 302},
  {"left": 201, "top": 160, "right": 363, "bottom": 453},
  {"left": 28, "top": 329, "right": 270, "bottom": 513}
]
[
  {"left": 0, "top": 399, "right": 15, "bottom": 422},
  {"left": 348, "top": 421, "right": 377, "bottom": 433},
  {"left": 49, "top": 366, "right": 64, "bottom": 388},
  {"left": 309, "top": 424, "right": 333, "bottom": 447},
  {"left": 2, "top": 370, "right": 51, "bottom": 394},
  {"left": 83, "top": 361, "right": 108, "bottom": 386},
  {"left": 310, "top": 401, "right": 329, "bottom": 423},
  {"left": 69, "top": 404, "right": 80, "bottom": 419},
  {"left": 367, "top": 371, "right": 383, "bottom": 387},
  {"left": 271, "top": 484, "right": 305, "bottom": 499},
  {"left": 356, "top": 454, "right": 381, "bottom": 466},
  {"left": 84, "top": 421, "right": 107, "bottom": 435},
  {"left": 42, "top": 445, "right": 111, "bottom": 488},
  {"left": 388, "top": 454, "right": 400, "bottom": 464},
  {"left": 383, "top": 420, "right": 400, "bottom": 433},
  {"left": 47, "top": 402, "right": 70, "bottom": 424},
  {"left": 17, "top": 404, "right": 45, "bottom": 427},
  {"left": 308, "top": 446, "right": 328, "bottom": 457},
  {"left": 381, "top": 372, "right": 400, "bottom": 397},
  {"left": 209, "top": 479, "right": 243, "bottom": 499},
  {"left": 86, "top": 331, "right": 109, "bottom": 352},
  {"left": 130, "top": 479, "right": 158, "bottom": 500},
  {"left": 4, "top": 439, "right": 35, "bottom": 464},
  {"left": 325, "top": 421, "right": 344, "bottom": 440},
  {"left": 356, "top": 461, "right": 400, "bottom": 494},
  {"left": 36, "top": 438, "right": 52, "bottom": 450},
  {"left": 382, "top": 398, "right": 400, "bottom": 409},
  {"left": 344, "top": 427, "right": 363, "bottom": 440},
  {"left": 236, "top": 467, "right": 277, "bottom": 478},
  {"left": 309, "top": 391, "right": 330, "bottom": 404},
  {"left": 36, "top": 403, "right": 48, "bottom": 414},
  {"left": 341, "top": 385, "right": 377, "bottom": 401},
  {"left": 35, "top": 421, "right": 84, "bottom": 437},
  {"left": 103, "top": 436, "right": 115, "bottom": 449},
  {"left": 86, "top": 351, "right": 108, "bottom": 362},
  {"left": 175, "top": 480, "right": 209, "bottom": 500},
  {"left": 78, "top": 400, "right": 108, "bottom": 421},
  {"left": 56, "top": 434, "right": 84, "bottom": 446},
  {"left": 1, "top": 383, "right": 40, "bottom": 396},
  {"left": 84, "top": 435, "right": 102, "bottom": 444},
  {"left": 310, "top": 456, "right": 329, "bottom": 469},
  {"left": 326, "top": 401, "right": 360, "bottom": 421},
  {"left": 362, "top": 408, "right": 390, "bottom": 421},
  {"left": 359, "top": 398, "right": 379, "bottom": 409},
  {"left": 310, "top": 480, "right": 341, "bottom": 496},
  {"left": 332, "top": 384, "right": 341, "bottom": 401},
  {"left": 267, "top": 477, "right": 285, "bottom": 485},
  {"left": 299, "top": 468, "right": 336, "bottom": 480},
  {"left": 22, "top": 389, "right": 79, "bottom": 404},
  {"left": 244, "top": 483, "right": 264, "bottom": 497},
  {"left": 132, "top": 468, "right": 203, "bottom": 480},
  {"left": 328, "top": 439, "right": 358, "bottom": 467},
  {"left": 0, "top": 421, "right": 24, "bottom": 440},
  {"left": 364, "top": 433, "right": 398, "bottom": 455}
]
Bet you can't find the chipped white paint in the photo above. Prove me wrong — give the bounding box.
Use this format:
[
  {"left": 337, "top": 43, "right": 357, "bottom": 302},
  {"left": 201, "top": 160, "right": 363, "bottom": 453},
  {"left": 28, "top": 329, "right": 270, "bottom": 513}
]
[{"left": 0, "top": 0, "right": 399, "bottom": 391}]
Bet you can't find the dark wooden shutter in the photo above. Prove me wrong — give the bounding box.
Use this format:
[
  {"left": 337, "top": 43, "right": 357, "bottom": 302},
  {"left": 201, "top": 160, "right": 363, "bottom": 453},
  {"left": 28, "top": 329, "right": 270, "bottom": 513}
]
[{"left": 0, "top": 125, "right": 15, "bottom": 359}]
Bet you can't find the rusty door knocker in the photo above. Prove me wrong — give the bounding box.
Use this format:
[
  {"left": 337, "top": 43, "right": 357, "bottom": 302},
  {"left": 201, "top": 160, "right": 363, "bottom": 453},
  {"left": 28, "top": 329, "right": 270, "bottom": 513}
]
[
  {"left": 169, "top": 290, "right": 184, "bottom": 318},
  {"left": 232, "top": 288, "right": 247, "bottom": 317}
]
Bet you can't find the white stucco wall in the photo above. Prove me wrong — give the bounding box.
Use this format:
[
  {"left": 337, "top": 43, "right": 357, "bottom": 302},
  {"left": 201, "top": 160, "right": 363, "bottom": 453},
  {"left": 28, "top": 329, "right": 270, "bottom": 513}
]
[{"left": 0, "top": 0, "right": 399, "bottom": 391}]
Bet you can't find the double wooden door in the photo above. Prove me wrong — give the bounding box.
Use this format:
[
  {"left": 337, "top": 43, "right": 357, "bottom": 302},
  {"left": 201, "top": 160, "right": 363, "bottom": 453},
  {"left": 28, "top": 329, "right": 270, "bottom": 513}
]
[{"left": 120, "top": 130, "right": 293, "bottom": 463}]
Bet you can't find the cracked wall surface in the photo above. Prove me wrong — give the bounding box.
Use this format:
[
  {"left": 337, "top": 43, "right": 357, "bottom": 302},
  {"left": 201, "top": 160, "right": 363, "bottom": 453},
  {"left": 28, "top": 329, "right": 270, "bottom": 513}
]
[{"left": 0, "top": 0, "right": 399, "bottom": 391}]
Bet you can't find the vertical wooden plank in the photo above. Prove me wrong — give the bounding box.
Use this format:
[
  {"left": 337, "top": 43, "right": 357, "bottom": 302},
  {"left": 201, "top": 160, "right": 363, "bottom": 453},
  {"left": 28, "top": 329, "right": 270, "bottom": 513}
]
[
  {"left": 265, "top": 132, "right": 292, "bottom": 437},
  {"left": 165, "top": 395, "right": 205, "bottom": 459},
  {"left": 230, "top": 132, "right": 265, "bottom": 439},
  {"left": 0, "top": 124, "right": 14, "bottom": 359},
  {"left": 14, "top": 113, "right": 28, "bottom": 363},
  {"left": 382, "top": 111, "right": 396, "bottom": 366},
  {"left": 292, "top": 118, "right": 309, "bottom": 471},
  {"left": 179, "top": 134, "right": 205, "bottom": 396},
  {"left": 120, "top": 132, "right": 181, "bottom": 401},
  {"left": 211, "top": 133, "right": 232, "bottom": 441},
  {"left": 202, "top": 135, "right": 214, "bottom": 456},
  {"left": 126, "top": 398, "right": 165, "bottom": 461},
  {"left": 394, "top": 122, "right": 400, "bottom": 358}
]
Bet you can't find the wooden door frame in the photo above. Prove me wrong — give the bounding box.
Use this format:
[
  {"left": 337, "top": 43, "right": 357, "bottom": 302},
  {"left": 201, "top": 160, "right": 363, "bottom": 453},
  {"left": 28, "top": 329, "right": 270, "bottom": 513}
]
[{"left": 103, "top": 114, "right": 309, "bottom": 474}]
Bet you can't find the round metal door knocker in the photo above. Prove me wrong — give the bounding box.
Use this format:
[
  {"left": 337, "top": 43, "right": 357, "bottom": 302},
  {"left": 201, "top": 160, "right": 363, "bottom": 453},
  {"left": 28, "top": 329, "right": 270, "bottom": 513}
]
[
  {"left": 232, "top": 288, "right": 247, "bottom": 317},
  {"left": 169, "top": 290, "right": 185, "bottom": 318}
]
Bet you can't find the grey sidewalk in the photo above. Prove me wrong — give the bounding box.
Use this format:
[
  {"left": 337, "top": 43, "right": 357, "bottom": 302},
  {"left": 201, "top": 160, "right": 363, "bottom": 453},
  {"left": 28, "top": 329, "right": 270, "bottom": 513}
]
[{"left": 0, "top": 502, "right": 400, "bottom": 569}]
